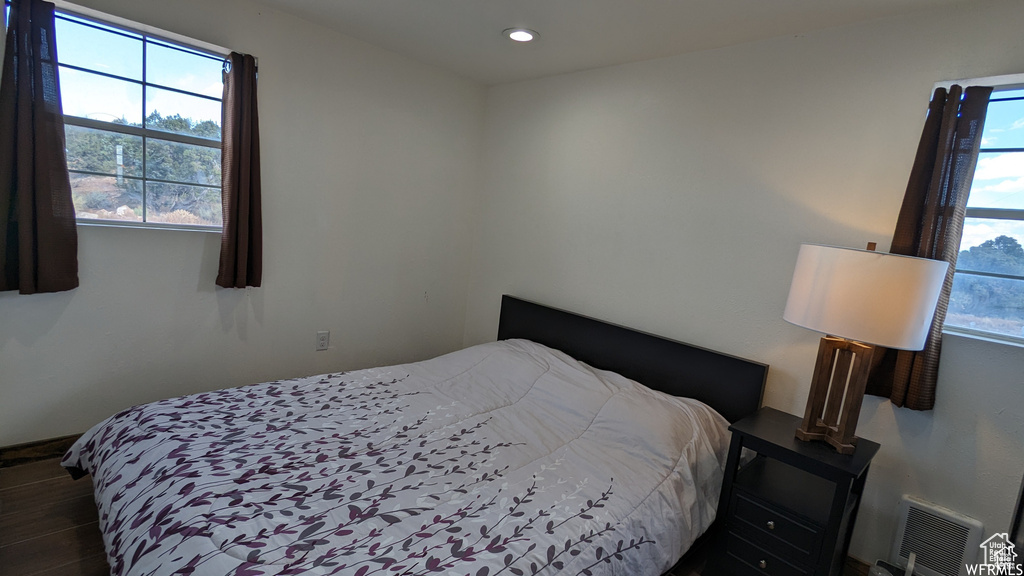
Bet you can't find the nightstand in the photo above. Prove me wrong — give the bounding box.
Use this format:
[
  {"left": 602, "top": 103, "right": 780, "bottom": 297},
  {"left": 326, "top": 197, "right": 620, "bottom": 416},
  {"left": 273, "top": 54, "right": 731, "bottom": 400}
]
[{"left": 706, "top": 407, "right": 879, "bottom": 576}]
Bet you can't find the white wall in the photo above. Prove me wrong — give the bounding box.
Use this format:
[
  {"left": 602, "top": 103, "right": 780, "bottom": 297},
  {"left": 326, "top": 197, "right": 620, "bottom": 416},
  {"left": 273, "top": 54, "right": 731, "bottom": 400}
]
[
  {"left": 4, "top": 0, "right": 1022, "bottom": 564},
  {"left": 0, "top": 0, "right": 485, "bottom": 445},
  {"left": 463, "top": 0, "right": 1024, "bottom": 562}
]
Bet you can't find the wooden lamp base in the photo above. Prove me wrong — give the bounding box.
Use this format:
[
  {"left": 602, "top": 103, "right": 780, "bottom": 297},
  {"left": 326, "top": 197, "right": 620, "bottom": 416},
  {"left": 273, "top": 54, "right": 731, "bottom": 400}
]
[{"left": 796, "top": 336, "right": 873, "bottom": 454}]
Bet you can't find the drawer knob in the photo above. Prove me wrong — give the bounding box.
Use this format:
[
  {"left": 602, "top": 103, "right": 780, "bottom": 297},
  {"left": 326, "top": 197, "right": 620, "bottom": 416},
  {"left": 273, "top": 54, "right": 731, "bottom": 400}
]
[
  {"left": 759, "top": 559, "right": 767, "bottom": 569},
  {"left": 766, "top": 520, "right": 775, "bottom": 530}
]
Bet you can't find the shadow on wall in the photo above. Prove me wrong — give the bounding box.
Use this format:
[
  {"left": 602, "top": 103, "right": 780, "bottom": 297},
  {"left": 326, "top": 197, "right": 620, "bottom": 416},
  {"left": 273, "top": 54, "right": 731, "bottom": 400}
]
[
  {"left": 216, "top": 286, "right": 265, "bottom": 342},
  {"left": 199, "top": 232, "right": 266, "bottom": 340},
  {"left": 0, "top": 290, "right": 76, "bottom": 349}
]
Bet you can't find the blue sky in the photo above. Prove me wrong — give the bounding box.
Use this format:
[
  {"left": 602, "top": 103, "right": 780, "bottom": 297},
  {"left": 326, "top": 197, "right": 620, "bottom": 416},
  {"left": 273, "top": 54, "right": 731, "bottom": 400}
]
[
  {"left": 961, "top": 90, "right": 1024, "bottom": 249},
  {"left": 53, "top": 11, "right": 223, "bottom": 130}
]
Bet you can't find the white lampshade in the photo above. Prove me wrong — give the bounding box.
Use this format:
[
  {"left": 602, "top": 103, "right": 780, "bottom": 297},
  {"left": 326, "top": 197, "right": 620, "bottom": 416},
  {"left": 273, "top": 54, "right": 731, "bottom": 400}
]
[{"left": 783, "top": 244, "right": 949, "bottom": 350}]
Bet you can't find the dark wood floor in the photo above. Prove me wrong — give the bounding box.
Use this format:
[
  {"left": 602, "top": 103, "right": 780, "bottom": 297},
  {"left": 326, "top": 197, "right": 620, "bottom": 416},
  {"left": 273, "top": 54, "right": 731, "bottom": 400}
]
[{"left": 0, "top": 458, "right": 110, "bottom": 576}]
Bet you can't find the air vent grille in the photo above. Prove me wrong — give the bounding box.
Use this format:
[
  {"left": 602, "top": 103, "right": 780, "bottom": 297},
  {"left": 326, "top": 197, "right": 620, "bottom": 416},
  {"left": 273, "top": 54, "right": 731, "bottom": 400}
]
[
  {"left": 900, "top": 507, "right": 971, "bottom": 576},
  {"left": 891, "top": 495, "right": 984, "bottom": 576}
]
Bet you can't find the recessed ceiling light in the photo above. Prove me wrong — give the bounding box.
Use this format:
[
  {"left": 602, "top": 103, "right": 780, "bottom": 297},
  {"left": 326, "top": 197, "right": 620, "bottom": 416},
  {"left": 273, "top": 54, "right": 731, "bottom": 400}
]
[{"left": 503, "top": 28, "right": 538, "bottom": 43}]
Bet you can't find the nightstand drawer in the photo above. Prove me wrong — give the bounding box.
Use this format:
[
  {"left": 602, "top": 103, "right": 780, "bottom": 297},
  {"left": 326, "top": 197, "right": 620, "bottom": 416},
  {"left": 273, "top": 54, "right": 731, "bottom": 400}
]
[
  {"left": 724, "top": 531, "right": 812, "bottom": 576},
  {"left": 732, "top": 492, "right": 821, "bottom": 557}
]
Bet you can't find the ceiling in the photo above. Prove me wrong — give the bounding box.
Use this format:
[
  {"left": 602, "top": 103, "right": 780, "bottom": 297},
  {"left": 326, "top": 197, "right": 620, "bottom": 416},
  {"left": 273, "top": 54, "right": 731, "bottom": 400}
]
[{"left": 256, "top": 0, "right": 976, "bottom": 85}]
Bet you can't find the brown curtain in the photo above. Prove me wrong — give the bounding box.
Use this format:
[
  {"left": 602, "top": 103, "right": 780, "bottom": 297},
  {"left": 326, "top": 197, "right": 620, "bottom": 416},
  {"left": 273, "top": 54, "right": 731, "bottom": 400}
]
[
  {"left": 0, "top": 0, "right": 78, "bottom": 294},
  {"left": 216, "top": 52, "right": 262, "bottom": 288},
  {"left": 866, "top": 84, "right": 992, "bottom": 410}
]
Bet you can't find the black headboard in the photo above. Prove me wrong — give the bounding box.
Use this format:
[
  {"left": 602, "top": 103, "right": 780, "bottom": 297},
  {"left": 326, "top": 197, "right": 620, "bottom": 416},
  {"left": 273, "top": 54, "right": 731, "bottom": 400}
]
[{"left": 496, "top": 295, "right": 767, "bottom": 423}]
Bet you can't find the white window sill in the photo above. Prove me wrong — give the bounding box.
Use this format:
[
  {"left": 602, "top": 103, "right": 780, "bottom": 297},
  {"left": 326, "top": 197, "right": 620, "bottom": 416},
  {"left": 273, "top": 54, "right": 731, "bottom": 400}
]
[
  {"left": 76, "top": 220, "right": 222, "bottom": 234},
  {"left": 942, "top": 327, "right": 1024, "bottom": 349}
]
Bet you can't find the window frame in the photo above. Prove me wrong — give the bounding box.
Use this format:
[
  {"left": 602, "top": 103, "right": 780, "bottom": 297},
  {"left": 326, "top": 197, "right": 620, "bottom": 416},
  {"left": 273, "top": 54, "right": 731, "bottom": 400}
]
[
  {"left": 5, "top": 0, "right": 231, "bottom": 232},
  {"left": 935, "top": 73, "right": 1024, "bottom": 346}
]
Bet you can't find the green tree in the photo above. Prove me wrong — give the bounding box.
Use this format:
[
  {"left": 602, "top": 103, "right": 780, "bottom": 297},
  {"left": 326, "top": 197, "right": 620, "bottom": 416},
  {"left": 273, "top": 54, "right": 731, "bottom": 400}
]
[
  {"left": 957, "top": 235, "right": 1024, "bottom": 276},
  {"left": 65, "top": 112, "right": 222, "bottom": 224},
  {"left": 950, "top": 235, "right": 1024, "bottom": 325}
]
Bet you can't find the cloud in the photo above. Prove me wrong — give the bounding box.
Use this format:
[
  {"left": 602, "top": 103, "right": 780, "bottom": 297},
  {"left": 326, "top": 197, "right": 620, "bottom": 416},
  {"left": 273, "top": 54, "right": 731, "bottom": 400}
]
[
  {"left": 61, "top": 69, "right": 141, "bottom": 123},
  {"left": 972, "top": 176, "right": 1024, "bottom": 195},
  {"left": 201, "top": 83, "right": 224, "bottom": 99},
  {"left": 60, "top": 67, "right": 220, "bottom": 127},
  {"left": 968, "top": 176, "right": 1024, "bottom": 209},
  {"left": 146, "top": 89, "right": 220, "bottom": 124},
  {"left": 961, "top": 220, "right": 1024, "bottom": 250},
  {"left": 153, "top": 73, "right": 222, "bottom": 98},
  {"left": 974, "top": 153, "right": 1024, "bottom": 181}
]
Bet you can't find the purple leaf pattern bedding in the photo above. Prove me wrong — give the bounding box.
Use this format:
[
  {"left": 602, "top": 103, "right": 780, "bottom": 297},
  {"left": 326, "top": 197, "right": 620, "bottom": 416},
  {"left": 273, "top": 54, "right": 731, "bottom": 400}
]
[{"left": 62, "top": 339, "right": 731, "bottom": 576}]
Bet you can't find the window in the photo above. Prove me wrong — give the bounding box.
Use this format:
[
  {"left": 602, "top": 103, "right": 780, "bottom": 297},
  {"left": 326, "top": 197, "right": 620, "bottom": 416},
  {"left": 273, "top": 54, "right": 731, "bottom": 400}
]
[
  {"left": 50, "top": 7, "right": 225, "bottom": 228},
  {"left": 946, "top": 80, "right": 1024, "bottom": 343}
]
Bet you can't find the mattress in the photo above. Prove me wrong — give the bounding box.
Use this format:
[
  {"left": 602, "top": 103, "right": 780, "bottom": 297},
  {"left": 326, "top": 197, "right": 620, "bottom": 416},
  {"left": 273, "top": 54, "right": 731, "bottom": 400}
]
[{"left": 62, "top": 339, "right": 731, "bottom": 575}]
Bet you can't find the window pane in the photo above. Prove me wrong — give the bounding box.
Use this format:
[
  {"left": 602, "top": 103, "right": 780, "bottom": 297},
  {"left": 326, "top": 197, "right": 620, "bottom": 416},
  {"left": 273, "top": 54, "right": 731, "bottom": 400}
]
[
  {"left": 958, "top": 220, "right": 1024, "bottom": 276},
  {"left": 65, "top": 125, "right": 142, "bottom": 177},
  {"left": 980, "top": 98, "right": 1024, "bottom": 149},
  {"left": 146, "top": 41, "right": 223, "bottom": 98},
  {"left": 146, "top": 182, "right": 221, "bottom": 227},
  {"left": 991, "top": 89, "right": 1024, "bottom": 101},
  {"left": 60, "top": 67, "right": 142, "bottom": 125},
  {"left": 948, "top": 274, "right": 1024, "bottom": 340},
  {"left": 146, "top": 87, "right": 221, "bottom": 140},
  {"left": 968, "top": 152, "right": 1024, "bottom": 209},
  {"left": 57, "top": 11, "right": 138, "bottom": 37},
  {"left": 70, "top": 174, "right": 143, "bottom": 221},
  {"left": 55, "top": 15, "right": 142, "bottom": 81},
  {"left": 146, "top": 138, "right": 221, "bottom": 185}
]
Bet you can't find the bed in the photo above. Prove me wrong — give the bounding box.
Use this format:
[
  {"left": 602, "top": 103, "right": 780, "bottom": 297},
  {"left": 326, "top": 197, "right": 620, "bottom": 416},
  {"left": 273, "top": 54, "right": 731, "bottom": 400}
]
[{"left": 63, "top": 295, "right": 767, "bottom": 576}]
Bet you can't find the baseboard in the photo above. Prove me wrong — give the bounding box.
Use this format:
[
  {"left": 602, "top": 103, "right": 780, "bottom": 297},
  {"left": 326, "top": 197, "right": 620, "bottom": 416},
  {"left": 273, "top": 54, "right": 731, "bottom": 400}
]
[{"left": 0, "top": 434, "right": 81, "bottom": 468}]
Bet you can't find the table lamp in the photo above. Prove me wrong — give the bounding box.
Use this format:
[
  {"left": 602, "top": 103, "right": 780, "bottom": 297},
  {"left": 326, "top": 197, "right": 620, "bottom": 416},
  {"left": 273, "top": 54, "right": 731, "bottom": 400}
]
[{"left": 783, "top": 244, "right": 948, "bottom": 454}]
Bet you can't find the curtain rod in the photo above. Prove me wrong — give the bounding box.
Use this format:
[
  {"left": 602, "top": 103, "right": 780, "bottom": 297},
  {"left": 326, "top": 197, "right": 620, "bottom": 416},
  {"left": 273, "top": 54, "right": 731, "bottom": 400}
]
[{"left": 935, "top": 72, "right": 1024, "bottom": 93}]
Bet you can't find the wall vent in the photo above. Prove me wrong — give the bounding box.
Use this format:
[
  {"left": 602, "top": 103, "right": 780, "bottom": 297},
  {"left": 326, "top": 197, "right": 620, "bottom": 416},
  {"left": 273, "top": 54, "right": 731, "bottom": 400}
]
[{"left": 890, "top": 495, "right": 984, "bottom": 576}]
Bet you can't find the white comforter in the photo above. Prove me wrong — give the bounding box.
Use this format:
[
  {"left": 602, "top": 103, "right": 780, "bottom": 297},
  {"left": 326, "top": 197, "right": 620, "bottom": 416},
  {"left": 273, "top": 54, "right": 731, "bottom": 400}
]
[{"left": 63, "top": 339, "right": 731, "bottom": 576}]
